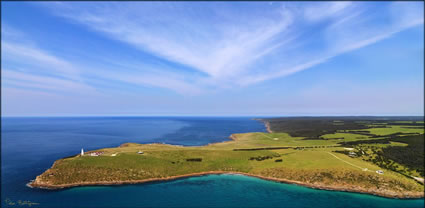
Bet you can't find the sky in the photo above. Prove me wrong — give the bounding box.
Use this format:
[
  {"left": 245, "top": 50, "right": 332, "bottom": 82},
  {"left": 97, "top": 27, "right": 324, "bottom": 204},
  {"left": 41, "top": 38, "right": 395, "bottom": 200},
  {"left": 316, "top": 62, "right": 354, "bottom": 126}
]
[{"left": 1, "top": 1, "right": 424, "bottom": 117}]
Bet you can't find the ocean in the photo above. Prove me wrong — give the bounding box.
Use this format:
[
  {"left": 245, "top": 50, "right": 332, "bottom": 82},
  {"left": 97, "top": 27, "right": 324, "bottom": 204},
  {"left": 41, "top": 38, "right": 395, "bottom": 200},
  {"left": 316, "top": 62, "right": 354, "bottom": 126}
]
[{"left": 1, "top": 117, "right": 424, "bottom": 208}]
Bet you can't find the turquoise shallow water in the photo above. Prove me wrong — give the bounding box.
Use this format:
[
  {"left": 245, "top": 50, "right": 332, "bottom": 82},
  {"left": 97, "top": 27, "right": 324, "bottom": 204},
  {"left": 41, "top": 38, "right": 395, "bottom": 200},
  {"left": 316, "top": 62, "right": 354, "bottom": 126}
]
[
  {"left": 39, "top": 174, "right": 424, "bottom": 208},
  {"left": 1, "top": 117, "right": 424, "bottom": 208}
]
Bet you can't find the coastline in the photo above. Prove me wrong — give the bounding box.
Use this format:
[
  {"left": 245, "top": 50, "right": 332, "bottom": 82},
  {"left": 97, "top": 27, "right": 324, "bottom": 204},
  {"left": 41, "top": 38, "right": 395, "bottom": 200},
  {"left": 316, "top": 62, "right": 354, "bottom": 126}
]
[
  {"left": 265, "top": 121, "right": 273, "bottom": 133},
  {"left": 29, "top": 120, "right": 424, "bottom": 199},
  {"left": 256, "top": 119, "right": 273, "bottom": 133},
  {"left": 29, "top": 171, "right": 424, "bottom": 199}
]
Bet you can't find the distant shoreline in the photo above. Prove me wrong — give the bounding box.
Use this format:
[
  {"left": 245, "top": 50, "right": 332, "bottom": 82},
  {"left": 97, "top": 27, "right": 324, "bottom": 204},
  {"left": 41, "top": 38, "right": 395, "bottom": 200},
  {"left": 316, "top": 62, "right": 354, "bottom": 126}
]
[
  {"left": 29, "top": 171, "right": 424, "bottom": 199},
  {"left": 254, "top": 118, "right": 273, "bottom": 133},
  {"left": 264, "top": 120, "right": 273, "bottom": 133}
]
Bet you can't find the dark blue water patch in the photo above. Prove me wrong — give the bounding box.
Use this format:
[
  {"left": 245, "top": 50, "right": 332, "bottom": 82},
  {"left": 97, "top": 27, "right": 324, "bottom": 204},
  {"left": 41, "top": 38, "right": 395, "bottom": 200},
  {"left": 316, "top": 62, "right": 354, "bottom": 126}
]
[
  {"left": 1, "top": 117, "right": 423, "bottom": 208},
  {"left": 159, "top": 117, "right": 266, "bottom": 146}
]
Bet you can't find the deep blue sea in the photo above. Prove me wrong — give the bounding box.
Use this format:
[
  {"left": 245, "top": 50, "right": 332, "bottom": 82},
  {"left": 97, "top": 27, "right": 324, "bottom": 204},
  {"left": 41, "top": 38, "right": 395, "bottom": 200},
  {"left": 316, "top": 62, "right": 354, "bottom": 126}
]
[{"left": 1, "top": 117, "right": 424, "bottom": 208}]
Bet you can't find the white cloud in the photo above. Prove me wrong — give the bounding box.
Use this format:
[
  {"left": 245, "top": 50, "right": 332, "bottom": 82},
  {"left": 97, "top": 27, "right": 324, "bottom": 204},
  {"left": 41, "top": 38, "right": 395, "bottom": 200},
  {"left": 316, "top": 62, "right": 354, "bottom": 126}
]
[
  {"left": 2, "top": 69, "right": 96, "bottom": 94},
  {"left": 45, "top": 3, "right": 294, "bottom": 81},
  {"left": 304, "top": 2, "right": 353, "bottom": 22},
  {"left": 6, "top": 2, "right": 425, "bottom": 96},
  {"left": 2, "top": 42, "right": 81, "bottom": 80},
  {"left": 2, "top": 37, "right": 203, "bottom": 95}
]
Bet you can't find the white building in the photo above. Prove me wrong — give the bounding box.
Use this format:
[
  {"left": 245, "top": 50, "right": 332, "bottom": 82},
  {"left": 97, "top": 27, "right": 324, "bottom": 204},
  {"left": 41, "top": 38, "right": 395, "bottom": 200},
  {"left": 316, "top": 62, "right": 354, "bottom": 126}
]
[
  {"left": 81, "top": 148, "right": 84, "bottom": 156},
  {"left": 89, "top": 152, "right": 103, "bottom": 156}
]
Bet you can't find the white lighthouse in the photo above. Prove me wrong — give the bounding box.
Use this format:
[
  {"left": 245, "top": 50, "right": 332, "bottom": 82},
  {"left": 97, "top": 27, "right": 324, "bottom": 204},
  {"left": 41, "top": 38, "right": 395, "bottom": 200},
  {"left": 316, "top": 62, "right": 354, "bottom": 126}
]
[{"left": 81, "top": 148, "right": 84, "bottom": 156}]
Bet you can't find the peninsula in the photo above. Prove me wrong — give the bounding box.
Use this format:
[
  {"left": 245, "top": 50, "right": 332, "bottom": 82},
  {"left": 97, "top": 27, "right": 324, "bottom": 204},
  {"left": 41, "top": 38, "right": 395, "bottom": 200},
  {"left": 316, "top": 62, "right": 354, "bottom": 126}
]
[{"left": 30, "top": 117, "right": 425, "bottom": 199}]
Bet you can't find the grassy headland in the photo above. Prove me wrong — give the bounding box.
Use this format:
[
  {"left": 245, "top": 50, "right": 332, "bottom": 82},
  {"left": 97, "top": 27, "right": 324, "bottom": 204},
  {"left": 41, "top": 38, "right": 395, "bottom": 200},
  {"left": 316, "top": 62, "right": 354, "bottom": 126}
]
[{"left": 30, "top": 117, "right": 424, "bottom": 198}]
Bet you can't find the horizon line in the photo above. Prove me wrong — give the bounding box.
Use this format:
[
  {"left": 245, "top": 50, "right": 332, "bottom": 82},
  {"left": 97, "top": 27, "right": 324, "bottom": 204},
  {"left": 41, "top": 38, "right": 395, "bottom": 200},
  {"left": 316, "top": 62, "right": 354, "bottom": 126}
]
[{"left": 2, "top": 115, "right": 424, "bottom": 118}]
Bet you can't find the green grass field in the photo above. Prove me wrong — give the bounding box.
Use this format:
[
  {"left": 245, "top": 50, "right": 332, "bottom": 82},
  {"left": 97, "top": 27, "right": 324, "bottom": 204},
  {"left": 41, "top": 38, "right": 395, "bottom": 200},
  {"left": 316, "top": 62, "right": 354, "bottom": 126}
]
[
  {"left": 32, "top": 122, "right": 424, "bottom": 198},
  {"left": 354, "top": 125, "right": 424, "bottom": 136}
]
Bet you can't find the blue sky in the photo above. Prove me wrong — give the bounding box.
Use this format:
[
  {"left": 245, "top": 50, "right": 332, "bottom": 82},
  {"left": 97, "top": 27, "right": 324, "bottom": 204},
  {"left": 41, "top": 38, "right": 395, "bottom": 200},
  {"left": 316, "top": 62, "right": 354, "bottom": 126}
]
[{"left": 1, "top": 2, "right": 424, "bottom": 116}]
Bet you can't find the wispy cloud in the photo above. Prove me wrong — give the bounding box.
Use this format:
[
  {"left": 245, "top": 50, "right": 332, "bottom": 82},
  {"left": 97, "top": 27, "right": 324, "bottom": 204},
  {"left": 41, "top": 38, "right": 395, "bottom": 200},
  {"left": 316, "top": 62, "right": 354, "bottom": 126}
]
[
  {"left": 2, "top": 69, "right": 95, "bottom": 94},
  {"left": 2, "top": 30, "right": 203, "bottom": 95},
  {"left": 38, "top": 2, "right": 423, "bottom": 90},
  {"left": 45, "top": 3, "right": 295, "bottom": 80},
  {"left": 4, "top": 2, "right": 424, "bottom": 96},
  {"left": 303, "top": 2, "right": 353, "bottom": 22},
  {"left": 2, "top": 42, "right": 81, "bottom": 80}
]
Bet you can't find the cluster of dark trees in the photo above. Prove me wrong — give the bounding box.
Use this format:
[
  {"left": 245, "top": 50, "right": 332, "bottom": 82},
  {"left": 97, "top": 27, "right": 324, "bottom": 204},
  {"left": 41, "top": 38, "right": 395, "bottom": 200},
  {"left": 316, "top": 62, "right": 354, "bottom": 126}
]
[
  {"left": 294, "top": 145, "right": 339, "bottom": 150},
  {"left": 263, "top": 116, "right": 423, "bottom": 138},
  {"left": 340, "top": 135, "right": 424, "bottom": 177},
  {"left": 249, "top": 155, "right": 274, "bottom": 161},
  {"left": 233, "top": 147, "right": 291, "bottom": 151},
  {"left": 186, "top": 158, "right": 202, "bottom": 162},
  {"left": 302, "top": 137, "right": 344, "bottom": 140},
  {"left": 264, "top": 118, "right": 366, "bottom": 138},
  {"left": 339, "top": 139, "right": 391, "bottom": 146},
  {"left": 380, "top": 135, "right": 424, "bottom": 177},
  {"left": 233, "top": 145, "right": 339, "bottom": 151}
]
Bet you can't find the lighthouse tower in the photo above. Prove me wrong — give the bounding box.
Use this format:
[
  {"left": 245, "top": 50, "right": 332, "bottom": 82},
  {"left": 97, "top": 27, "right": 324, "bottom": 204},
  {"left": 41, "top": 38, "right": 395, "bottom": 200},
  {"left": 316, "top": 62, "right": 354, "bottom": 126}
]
[{"left": 81, "top": 148, "right": 84, "bottom": 156}]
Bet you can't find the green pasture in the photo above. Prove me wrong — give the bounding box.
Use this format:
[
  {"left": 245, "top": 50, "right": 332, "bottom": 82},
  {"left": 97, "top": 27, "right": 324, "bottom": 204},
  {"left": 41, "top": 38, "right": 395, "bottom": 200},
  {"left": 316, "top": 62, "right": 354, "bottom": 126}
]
[
  {"left": 34, "top": 120, "right": 424, "bottom": 196},
  {"left": 354, "top": 125, "right": 423, "bottom": 136}
]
